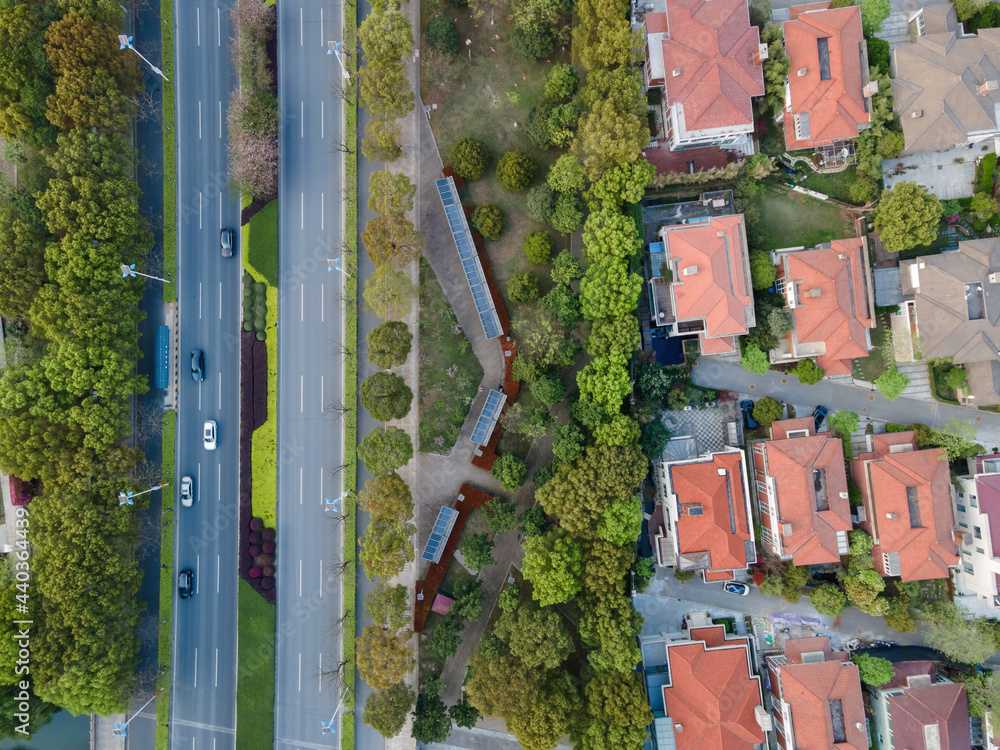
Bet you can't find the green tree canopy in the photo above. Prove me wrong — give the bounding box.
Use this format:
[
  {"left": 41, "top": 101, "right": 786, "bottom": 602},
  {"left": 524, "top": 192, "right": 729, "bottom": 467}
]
[
  {"left": 829, "top": 410, "right": 860, "bottom": 436},
  {"left": 360, "top": 517, "right": 416, "bottom": 581},
  {"left": 741, "top": 342, "right": 771, "bottom": 375},
  {"left": 356, "top": 625, "right": 415, "bottom": 690},
  {"left": 365, "top": 584, "right": 411, "bottom": 630},
  {"left": 571, "top": 671, "right": 654, "bottom": 750},
  {"left": 851, "top": 653, "right": 895, "bottom": 686},
  {"left": 360, "top": 472, "right": 414, "bottom": 520},
  {"left": 497, "top": 150, "right": 537, "bottom": 192},
  {"left": 752, "top": 396, "right": 784, "bottom": 428},
  {"left": 874, "top": 182, "right": 942, "bottom": 254},
  {"left": 460, "top": 532, "right": 495, "bottom": 573},
  {"left": 548, "top": 153, "right": 587, "bottom": 194},
  {"left": 367, "top": 320, "right": 413, "bottom": 369},
  {"left": 522, "top": 529, "right": 585, "bottom": 605},
  {"left": 920, "top": 600, "right": 1000, "bottom": 664},
  {"left": 524, "top": 231, "right": 554, "bottom": 264},
  {"left": 874, "top": 366, "right": 910, "bottom": 401},
  {"left": 450, "top": 136, "right": 489, "bottom": 180},
  {"left": 358, "top": 426, "right": 414, "bottom": 477},
  {"left": 494, "top": 602, "right": 573, "bottom": 670},
  {"left": 749, "top": 249, "right": 776, "bottom": 290},
  {"left": 491, "top": 453, "right": 528, "bottom": 491},
  {"left": 484, "top": 496, "right": 518, "bottom": 534},
  {"left": 360, "top": 371, "right": 413, "bottom": 422},
  {"left": 471, "top": 203, "right": 505, "bottom": 240},
  {"left": 364, "top": 683, "right": 415, "bottom": 738},
  {"left": 794, "top": 358, "right": 825, "bottom": 385},
  {"left": 810, "top": 584, "right": 848, "bottom": 616}
]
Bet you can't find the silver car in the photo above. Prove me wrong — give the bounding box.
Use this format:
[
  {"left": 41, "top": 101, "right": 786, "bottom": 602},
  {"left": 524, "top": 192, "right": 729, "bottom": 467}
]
[
  {"left": 180, "top": 476, "right": 194, "bottom": 507},
  {"left": 203, "top": 420, "right": 217, "bottom": 451}
]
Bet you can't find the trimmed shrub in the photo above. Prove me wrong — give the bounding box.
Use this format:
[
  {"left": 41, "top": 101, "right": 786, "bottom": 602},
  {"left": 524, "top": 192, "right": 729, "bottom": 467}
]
[
  {"left": 249, "top": 531, "right": 262, "bottom": 544},
  {"left": 263, "top": 541, "right": 276, "bottom": 554},
  {"left": 261, "top": 576, "right": 274, "bottom": 590},
  {"left": 249, "top": 544, "right": 262, "bottom": 557},
  {"left": 471, "top": 204, "right": 505, "bottom": 240},
  {"left": 263, "top": 565, "right": 275, "bottom": 577},
  {"left": 507, "top": 272, "right": 541, "bottom": 303},
  {"left": 526, "top": 184, "right": 556, "bottom": 223},
  {"left": 249, "top": 566, "right": 263, "bottom": 578},
  {"left": 250, "top": 517, "right": 264, "bottom": 531},
  {"left": 262, "top": 528, "right": 276, "bottom": 541},
  {"left": 450, "top": 137, "right": 489, "bottom": 180},
  {"left": 524, "top": 231, "right": 554, "bottom": 264},
  {"left": 496, "top": 150, "right": 537, "bottom": 192},
  {"left": 424, "top": 16, "right": 459, "bottom": 54}
]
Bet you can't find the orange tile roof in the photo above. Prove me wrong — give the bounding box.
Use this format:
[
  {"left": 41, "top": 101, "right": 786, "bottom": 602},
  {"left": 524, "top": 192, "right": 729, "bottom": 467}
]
[
  {"left": 782, "top": 239, "right": 874, "bottom": 375},
  {"left": 760, "top": 420, "right": 852, "bottom": 565},
  {"left": 663, "top": 626, "right": 765, "bottom": 750},
  {"left": 659, "top": 0, "right": 764, "bottom": 133},
  {"left": 662, "top": 216, "right": 754, "bottom": 346},
  {"left": 849, "top": 433, "right": 959, "bottom": 580},
  {"left": 672, "top": 452, "right": 753, "bottom": 572},
  {"left": 774, "top": 637, "right": 867, "bottom": 750},
  {"left": 782, "top": 2, "right": 870, "bottom": 149}
]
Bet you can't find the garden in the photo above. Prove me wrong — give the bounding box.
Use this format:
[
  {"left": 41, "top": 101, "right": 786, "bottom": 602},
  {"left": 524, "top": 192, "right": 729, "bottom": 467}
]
[{"left": 751, "top": 189, "right": 856, "bottom": 251}]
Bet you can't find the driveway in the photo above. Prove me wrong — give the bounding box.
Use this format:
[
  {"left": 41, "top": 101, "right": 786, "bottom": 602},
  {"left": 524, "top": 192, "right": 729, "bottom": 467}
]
[
  {"left": 882, "top": 143, "right": 994, "bottom": 200},
  {"left": 896, "top": 361, "right": 932, "bottom": 401}
]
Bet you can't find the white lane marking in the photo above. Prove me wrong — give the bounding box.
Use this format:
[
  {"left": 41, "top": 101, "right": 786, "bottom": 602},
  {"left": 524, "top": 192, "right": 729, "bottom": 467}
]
[
  {"left": 219, "top": 281, "right": 222, "bottom": 319},
  {"left": 318, "top": 653, "right": 322, "bottom": 692},
  {"left": 217, "top": 7, "right": 221, "bottom": 46},
  {"left": 218, "top": 371, "right": 222, "bottom": 404},
  {"left": 193, "top": 648, "right": 198, "bottom": 687},
  {"left": 196, "top": 7, "right": 200, "bottom": 45},
  {"left": 219, "top": 101, "right": 222, "bottom": 138},
  {"left": 197, "top": 463, "right": 201, "bottom": 501},
  {"left": 300, "top": 192, "right": 304, "bottom": 229},
  {"left": 299, "top": 560, "right": 303, "bottom": 598},
  {"left": 300, "top": 101, "right": 304, "bottom": 138},
  {"left": 196, "top": 555, "right": 200, "bottom": 594},
  {"left": 297, "top": 652, "right": 302, "bottom": 691},
  {"left": 198, "top": 101, "right": 202, "bottom": 139},
  {"left": 320, "top": 468, "right": 323, "bottom": 506},
  {"left": 300, "top": 7, "right": 303, "bottom": 46},
  {"left": 320, "top": 193, "right": 324, "bottom": 230},
  {"left": 321, "top": 283, "right": 325, "bottom": 321},
  {"left": 321, "top": 101, "right": 324, "bottom": 139},
  {"left": 299, "top": 467, "right": 303, "bottom": 506},
  {"left": 320, "top": 375, "right": 324, "bottom": 412},
  {"left": 219, "top": 193, "right": 223, "bottom": 228},
  {"left": 198, "top": 380, "right": 202, "bottom": 410},
  {"left": 198, "top": 282, "right": 202, "bottom": 319},
  {"left": 300, "top": 283, "right": 304, "bottom": 321},
  {"left": 300, "top": 375, "right": 304, "bottom": 412},
  {"left": 199, "top": 192, "right": 202, "bottom": 228},
  {"left": 217, "top": 461, "right": 221, "bottom": 502},
  {"left": 216, "top": 555, "right": 220, "bottom": 593},
  {"left": 320, "top": 8, "right": 324, "bottom": 46},
  {"left": 319, "top": 560, "right": 323, "bottom": 599},
  {"left": 214, "top": 648, "right": 219, "bottom": 687}
]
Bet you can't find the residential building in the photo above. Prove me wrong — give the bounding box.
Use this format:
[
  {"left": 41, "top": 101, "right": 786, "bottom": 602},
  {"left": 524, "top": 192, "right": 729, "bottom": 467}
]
[
  {"left": 765, "top": 636, "right": 867, "bottom": 750},
  {"left": 770, "top": 239, "right": 876, "bottom": 376},
  {"left": 779, "top": 2, "right": 874, "bottom": 160},
  {"left": 652, "top": 447, "right": 757, "bottom": 580},
  {"left": 642, "top": 0, "right": 765, "bottom": 154},
  {"left": 899, "top": 238, "right": 1000, "bottom": 406},
  {"left": 649, "top": 208, "right": 755, "bottom": 355},
  {"left": 953, "top": 453, "right": 1000, "bottom": 609},
  {"left": 640, "top": 624, "right": 770, "bottom": 750},
  {"left": 751, "top": 418, "right": 852, "bottom": 565},
  {"left": 850, "top": 432, "right": 959, "bottom": 580},
  {"left": 866, "top": 661, "right": 972, "bottom": 750},
  {"left": 891, "top": 3, "right": 1000, "bottom": 154}
]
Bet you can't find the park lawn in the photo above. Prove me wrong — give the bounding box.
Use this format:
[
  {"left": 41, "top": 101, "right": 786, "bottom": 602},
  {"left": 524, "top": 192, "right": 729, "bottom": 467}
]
[
  {"left": 418, "top": 257, "right": 484, "bottom": 453},
  {"left": 235, "top": 579, "right": 276, "bottom": 750},
  {"left": 753, "top": 189, "right": 856, "bottom": 251}
]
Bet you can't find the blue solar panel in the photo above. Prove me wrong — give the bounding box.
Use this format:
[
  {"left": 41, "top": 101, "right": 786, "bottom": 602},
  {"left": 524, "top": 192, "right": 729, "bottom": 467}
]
[
  {"left": 470, "top": 390, "right": 507, "bottom": 445},
  {"left": 421, "top": 505, "right": 460, "bottom": 564},
  {"left": 435, "top": 178, "right": 503, "bottom": 340}
]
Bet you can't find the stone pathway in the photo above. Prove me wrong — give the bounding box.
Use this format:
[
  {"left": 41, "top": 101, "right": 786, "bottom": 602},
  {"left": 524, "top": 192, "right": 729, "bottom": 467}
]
[{"left": 896, "top": 361, "right": 932, "bottom": 401}]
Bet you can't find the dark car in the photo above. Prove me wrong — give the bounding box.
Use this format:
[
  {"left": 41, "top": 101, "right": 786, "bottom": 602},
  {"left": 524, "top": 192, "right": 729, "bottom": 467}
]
[
  {"left": 190, "top": 349, "right": 204, "bottom": 382},
  {"left": 220, "top": 228, "right": 234, "bottom": 258},
  {"left": 178, "top": 569, "right": 194, "bottom": 599},
  {"left": 813, "top": 405, "right": 829, "bottom": 431},
  {"left": 740, "top": 400, "right": 758, "bottom": 430}
]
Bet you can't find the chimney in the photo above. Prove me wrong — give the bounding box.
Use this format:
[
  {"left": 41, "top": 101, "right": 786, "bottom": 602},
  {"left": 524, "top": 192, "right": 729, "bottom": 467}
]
[
  {"left": 717, "top": 230, "right": 726, "bottom": 237},
  {"left": 672, "top": 68, "right": 683, "bottom": 77},
  {"left": 797, "top": 67, "right": 808, "bottom": 77},
  {"left": 754, "top": 705, "right": 773, "bottom": 731},
  {"left": 717, "top": 467, "right": 727, "bottom": 476},
  {"left": 674, "top": 723, "right": 684, "bottom": 732},
  {"left": 863, "top": 80, "right": 879, "bottom": 97},
  {"left": 886, "top": 512, "right": 898, "bottom": 520},
  {"left": 839, "top": 491, "right": 849, "bottom": 499},
  {"left": 911, "top": 109, "right": 924, "bottom": 118},
  {"left": 753, "top": 43, "right": 769, "bottom": 65},
  {"left": 809, "top": 288, "right": 822, "bottom": 297},
  {"left": 682, "top": 265, "right": 698, "bottom": 276},
  {"left": 782, "top": 523, "right": 793, "bottom": 536},
  {"left": 979, "top": 80, "right": 998, "bottom": 95}
]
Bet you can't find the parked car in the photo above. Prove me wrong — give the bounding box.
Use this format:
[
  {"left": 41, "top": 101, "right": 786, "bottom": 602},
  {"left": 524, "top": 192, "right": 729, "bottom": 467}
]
[
  {"left": 178, "top": 569, "right": 194, "bottom": 599},
  {"left": 180, "top": 476, "right": 194, "bottom": 507},
  {"left": 190, "top": 349, "right": 205, "bottom": 382},
  {"left": 220, "top": 228, "right": 234, "bottom": 258},
  {"left": 813, "top": 405, "right": 829, "bottom": 431},
  {"left": 203, "top": 420, "right": 217, "bottom": 451},
  {"left": 740, "top": 400, "right": 758, "bottom": 430},
  {"left": 724, "top": 581, "right": 750, "bottom": 596}
]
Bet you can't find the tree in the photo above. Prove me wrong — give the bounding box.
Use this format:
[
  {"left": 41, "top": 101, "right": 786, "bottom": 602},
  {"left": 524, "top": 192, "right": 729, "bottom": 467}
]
[
  {"left": 368, "top": 170, "right": 416, "bottom": 215},
  {"left": 497, "top": 150, "right": 537, "bottom": 192},
  {"left": 460, "top": 532, "right": 495, "bottom": 573},
  {"left": 577, "top": 355, "right": 632, "bottom": 415},
  {"left": 361, "top": 372, "right": 413, "bottom": 421},
  {"left": 0, "top": 683, "right": 58, "bottom": 741},
  {"left": 493, "top": 602, "right": 573, "bottom": 670},
  {"left": 365, "top": 584, "right": 411, "bottom": 630},
  {"left": 581, "top": 208, "right": 642, "bottom": 265},
  {"left": 545, "top": 63, "right": 580, "bottom": 100},
  {"left": 498, "top": 584, "right": 522, "bottom": 613},
  {"left": 518, "top": 506, "right": 552, "bottom": 537},
  {"left": 861, "top": 0, "right": 891, "bottom": 35},
  {"left": 510, "top": 23, "right": 554, "bottom": 62},
  {"left": 509, "top": 673, "right": 581, "bottom": 750},
  {"left": 767, "top": 308, "right": 793, "bottom": 339},
  {"left": 364, "top": 683, "right": 415, "bottom": 738},
  {"left": 360, "top": 472, "right": 415, "bottom": 519},
  {"left": 550, "top": 193, "right": 585, "bottom": 234},
  {"left": 573, "top": 0, "right": 637, "bottom": 72},
  {"left": 940, "top": 364, "right": 968, "bottom": 391},
  {"left": 748, "top": 249, "right": 777, "bottom": 291},
  {"left": 367, "top": 321, "right": 412, "bottom": 369},
  {"left": 539, "top": 285, "right": 581, "bottom": 328},
  {"left": 428, "top": 611, "right": 465, "bottom": 660},
  {"left": 466, "top": 653, "right": 544, "bottom": 721},
  {"left": 528, "top": 373, "right": 565, "bottom": 408},
  {"left": 358, "top": 426, "right": 414, "bottom": 477},
  {"left": 450, "top": 136, "right": 489, "bottom": 180},
  {"left": 548, "top": 154, "right": 587, "bottom": 197},
  {"left": 522, "top": 529, "right": 585, "bottom": 605},
  {"left": 358, "top": 8, "right": 414, "bottom": 119},
  {"left": 452, "top": 574, "right": 485, "bottom": 619},
  {"left": 761, "top": 24, "right": 790, "bottom": 109},
  {"left": 596, "top": 496, "right": 643, "bottom": 546},
  {"left": 571, "top": 671, "right": 654, "bottom": 750},
  {"left": 491, "top": 453, "right": 527, "bottom": 491},
  {"left": 580, "top": 257, "right": 643, "bottom": 320},
  {"left": 810, "top": 584, "right": 848, "bottom": 616},
  {"left": 874, "top": 366, "right": 909, "bottom": 401},
  {"left": 524, "top": 231, "right": 554, "bottom": 264},
  {"left": 471, "top": 203, "right": 505, "bottom": 240},
  {"left": 874, "top": 182, "right": 942, "bottom": 254},
  {"left": 920, "top": 600, "right": 1000, "bottom": 664},
  {"left": 572, "top": 68, "right": 649, "bottom": 181},
  {"left": 963, "top": 672, "right": 1000, "bottom": 729},
  {"left": 424, "top": 15, "right": 459, "bottom": 54},
  {"left": 484, "top": 496, "right": 518, "bottom": 533},
  {"left": 362, "top": 117, "right": 403, "bottom": 162},
  {"left": 507, "top": 271, "right": 540, "bottom": 303},
  {"left": 361, "top": 213, "right": 425, "bottom": 268},
  {"left": 585, "top": 314, "right": 639, "bottom": 358},
  {"left": 412, "top": 675, "right": 452, "bottom": 743},
  {"left": 450, "top": 696, "right": 481, "bottom": 729},
  {"left": 829, "top": 410, "right": 860, "bottom": 436},
  {"left": 587, "top": 160, "right": 656, "bottom": 208},
  {"left": 504, "top": 401, "right": 554, "bottom": 439},
  {"left": 363, "top": 265, "right": 416, "bottom": 319},
  {"left": 527, "top": 183, "right": 557, "bottom": 223},
  {"left": 595, "top": 414, "right": 641, "bottom": 447},
  {"left": 360, "top": 517, "right": 416, "bottom": 580},
  {"left": 885, "top": 593, "right": 916, "bottom": 633},
  {"left": 741, "top": 342, "right": 771, "bottom": 375},
  {"left": 639, "top": 420, "right": 671, "bottom": 460},
  {"left": 794, "top": 358, "right": 825, "bottom": 385},
  {"left": 356, "top": 625, "right": 415, "bottom": 690},
  {"left": 851, "top": 653, "right": 894, "bottom": 686},
  {"left": 752, "top": 396, "right": 784, "bottom": 428},
  {"left": 971, "top": 191, "right": 997, "bottom": 222}
]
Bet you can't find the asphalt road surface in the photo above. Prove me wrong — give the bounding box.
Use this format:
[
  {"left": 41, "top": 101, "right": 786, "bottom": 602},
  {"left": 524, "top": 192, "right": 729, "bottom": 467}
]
[
  {"left": 274, "top": 1, "right": 350, "bottom": 747},
  {"left": 169, "top": 0, "right": 242, "bottom": 748}
]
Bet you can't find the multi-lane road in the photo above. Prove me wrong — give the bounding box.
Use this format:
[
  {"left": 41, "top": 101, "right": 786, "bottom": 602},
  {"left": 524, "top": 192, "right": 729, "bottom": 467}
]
[
  {"left": 274, "top": 1, "right": 350, "bottom": 748},
  {"left": 169, "top": 1, "right": 242, "bottom": 748}
]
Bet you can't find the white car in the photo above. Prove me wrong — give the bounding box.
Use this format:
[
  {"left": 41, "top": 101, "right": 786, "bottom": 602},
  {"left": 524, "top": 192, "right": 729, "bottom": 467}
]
[
  {"left": 203, "top": 420, "right": 217, "bottom": 451},
  {"left": 180, "top": 476, "right": 194, "bottom": 507},
  {"left": 724, "top": 581, "right": 750, "bottom": 596}
]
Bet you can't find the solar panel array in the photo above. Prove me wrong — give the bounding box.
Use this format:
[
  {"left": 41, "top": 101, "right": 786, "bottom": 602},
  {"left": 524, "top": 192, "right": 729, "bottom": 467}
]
[
  {"left": 435, "top": 177, "right": 502, "bottom": 339},
  {"left": 421, "top": 505, "right": 459, "bottom": 564},
  {"left": 470, "top": 389, "right": 508, "bottom": 445}
]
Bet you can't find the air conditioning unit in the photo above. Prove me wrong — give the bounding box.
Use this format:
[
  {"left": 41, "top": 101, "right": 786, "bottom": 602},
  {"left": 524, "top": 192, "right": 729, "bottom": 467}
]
[
  {"left": 863, "top": 80, "right": 879, "bottom": 97},
  {"left": 753, "top": 43, "right": 769, "bottom": 65},
  {"left": 717, "top": 230, "right": 726, "bottom": 237},
  {"left": 682, "top": 265, "right": 698, "bottom": 276},
  {"left": 782, "top": 523, "right": 793, "bottom": 536},
  {"left": 809, "top": 288, "right": 822, "bottom": 297},
  {"left": 979, "top": 80, "right": 998, "bottom": 95},
  {"left": 990, "top": 272, "right": 1000, "bottom": 283},
  {"left": 886, "top": 512, "right": 898, "bottom": 520},
  {"left": 672, "top": 68, "right": 682, "bottom": 77},
  {"left": 911, "top": 109, "right": 924, "bottom": 118},
  {"left": 839, "top": 491, "right": 849, "bottom": 499},
  {"left": 797, "top": 67, "right": 808, "bottom": 77}
]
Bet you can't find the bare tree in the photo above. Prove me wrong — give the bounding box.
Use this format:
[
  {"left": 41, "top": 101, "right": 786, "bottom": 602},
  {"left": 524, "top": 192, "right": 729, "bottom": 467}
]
[
  {"left": 327, "top": 608, "right": 352, "bottom": 637},
  {"left": 329, "top": 337, "right": 355, "bottom": 359},
  {"left": 132, "top": 88, "right": 163, "bottom": 123},
  {"left": 133, "top": 401, "right": 164, "bottom": 449},
  {"left": 328, "top": 559, "right": 351, "bottom": 577},
  {"left": 137, "top": 507, "right": 163, "bottom": 554},
  {"left": 330, "top": 138, "right": 354, "bottom": 155},
  {"left": 325, "top": 399, "right": 353, "bottom": 419}
]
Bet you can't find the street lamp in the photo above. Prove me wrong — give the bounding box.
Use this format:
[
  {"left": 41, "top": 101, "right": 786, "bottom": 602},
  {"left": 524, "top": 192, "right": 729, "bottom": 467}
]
[
  {"left": 118, "top": 35, "right": 169, "bottom": 82},
  {"left": 327, "top": 257, "right": 350, "bottom": 277},
  {"left": 320, "top": 685, "right": 351, "bottom": 735},
  {"left": 119, "top": 484, "right": 168, "bottom": 506},
  {"left": 122, "top": 263, "right": 171, "bottom": 284},
  {"left": 112, "top": 690, "right": 162, "bottom": 736},
  {"left": 326, "top": 41, "right": 350, "bottom": 80}
]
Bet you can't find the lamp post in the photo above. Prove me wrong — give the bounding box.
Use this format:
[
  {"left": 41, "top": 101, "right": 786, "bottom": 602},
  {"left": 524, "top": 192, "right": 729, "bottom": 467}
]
[
  {"left": 326, "top": 41, "right": 351, "bottom": 80},
  {"left": 327, "top": 257, "right": 350, "bottom": 277},
  {"left": 112, "top": 690, "right": 162, "bottom": 736},
  {"left": 320, "top": 685, "right": 351, "bottom": 735},
  {"left": 119, "top": 484, "right": 168, "bottom": 506},
  {"left": 122, "top": 264, "right": 171, "bottom": 284},
  {"left": 118, "top": 35, "right": 169, "bottom": 82}
]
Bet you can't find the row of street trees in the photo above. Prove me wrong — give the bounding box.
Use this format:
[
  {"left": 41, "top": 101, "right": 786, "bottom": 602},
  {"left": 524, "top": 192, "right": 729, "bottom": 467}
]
[
  {"left": 0, "top": 0, "right": 158, "bottom": 716},
  {"left": 358, "top": 0, "right": 414, "bottom": 162}
]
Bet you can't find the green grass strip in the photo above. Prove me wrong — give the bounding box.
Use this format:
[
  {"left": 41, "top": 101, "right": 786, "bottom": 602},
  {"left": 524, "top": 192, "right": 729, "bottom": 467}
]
[
  {"left": 341, "top": 0, "right": 358, "bottom": 743},
  {"left": 235, "top": 580, "right": 277, "bottom": 750},
  {"left": 156, "top": 409, "right": 176, "bottom": 750}
]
